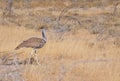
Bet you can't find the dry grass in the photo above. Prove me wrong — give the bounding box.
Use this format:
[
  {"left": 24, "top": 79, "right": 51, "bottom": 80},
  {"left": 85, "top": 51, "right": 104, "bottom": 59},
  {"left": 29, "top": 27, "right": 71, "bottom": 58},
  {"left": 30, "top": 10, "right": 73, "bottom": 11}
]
[
  {"left": 0, "top": 25, "right": 120, "bottom": 81},
  {"left": 0, "top": 1, "right": 120, "bottom": 81}
]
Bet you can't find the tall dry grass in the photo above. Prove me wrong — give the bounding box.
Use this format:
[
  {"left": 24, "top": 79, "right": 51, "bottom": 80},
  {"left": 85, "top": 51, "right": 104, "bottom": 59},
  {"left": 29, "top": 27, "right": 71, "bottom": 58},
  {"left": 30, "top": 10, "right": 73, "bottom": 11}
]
[
  {"left": 0, "top": 1, "right": 120, "bottom": 81},
  {"left": 0, "top": 25, "right": 120, "bottom": 81}
]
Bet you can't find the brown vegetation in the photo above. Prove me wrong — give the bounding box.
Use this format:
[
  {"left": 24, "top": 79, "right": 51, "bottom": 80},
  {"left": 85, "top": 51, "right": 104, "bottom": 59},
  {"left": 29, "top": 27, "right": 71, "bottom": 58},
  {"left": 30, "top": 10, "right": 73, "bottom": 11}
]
[{"left": 0, "top": 0, "right": 120, "bottom": 81}]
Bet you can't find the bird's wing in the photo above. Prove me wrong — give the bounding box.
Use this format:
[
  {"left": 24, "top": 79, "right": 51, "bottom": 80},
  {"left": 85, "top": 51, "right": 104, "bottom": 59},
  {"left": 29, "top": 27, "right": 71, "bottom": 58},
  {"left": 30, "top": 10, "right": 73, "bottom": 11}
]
[
  {"left": 15, "top": 37, "right": 45, "bottom": 50},
  {"left": 21, "top": 37, "right": 43, "bottom": 47}
]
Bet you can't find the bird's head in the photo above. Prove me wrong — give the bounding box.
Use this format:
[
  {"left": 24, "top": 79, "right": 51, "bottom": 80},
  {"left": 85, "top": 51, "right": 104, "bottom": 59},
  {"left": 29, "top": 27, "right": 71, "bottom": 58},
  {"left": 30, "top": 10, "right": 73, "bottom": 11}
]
[
  {"left": 40, "top": 26, "right": 47, "bottom": 30},
  {"left": 41, "top": 26, "right": 45, "bottom": 29}
]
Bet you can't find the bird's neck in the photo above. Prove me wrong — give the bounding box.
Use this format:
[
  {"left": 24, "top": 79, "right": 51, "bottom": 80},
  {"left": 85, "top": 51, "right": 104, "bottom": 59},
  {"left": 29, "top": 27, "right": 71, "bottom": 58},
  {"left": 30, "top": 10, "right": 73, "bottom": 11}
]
[{"left": 42, "top": 29, "right": 47, "bottom": 42}]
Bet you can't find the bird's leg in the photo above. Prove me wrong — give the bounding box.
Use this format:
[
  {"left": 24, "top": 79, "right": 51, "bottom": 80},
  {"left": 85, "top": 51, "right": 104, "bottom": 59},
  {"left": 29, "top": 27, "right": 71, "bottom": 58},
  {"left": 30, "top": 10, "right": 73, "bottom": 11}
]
[
  {"left": 34, "top": 49, "right": 40, "bottom": 65},
  {"left": 28, "top": 50, "right": 34, "bottom": 64},
  {"left": 13, "top": 51, "right": 19, "bottom": 66}
]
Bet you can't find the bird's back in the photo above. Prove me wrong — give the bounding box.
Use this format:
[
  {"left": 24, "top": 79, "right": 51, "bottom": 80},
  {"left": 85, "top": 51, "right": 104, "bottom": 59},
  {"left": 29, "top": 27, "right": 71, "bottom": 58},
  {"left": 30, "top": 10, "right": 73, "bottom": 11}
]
[{"left": 15, "top": 37, "right": 46, "bottom": 50}]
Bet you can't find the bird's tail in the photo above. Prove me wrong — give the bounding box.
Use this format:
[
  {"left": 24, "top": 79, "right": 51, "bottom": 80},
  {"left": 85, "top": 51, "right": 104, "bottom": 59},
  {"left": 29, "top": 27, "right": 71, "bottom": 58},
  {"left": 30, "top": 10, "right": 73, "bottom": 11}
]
[
  {"left": 15, "top": 44, "right": 22, "bottom": 50},
  {"left": 15, "top": 46, "right": 20, "bottom": 50}
]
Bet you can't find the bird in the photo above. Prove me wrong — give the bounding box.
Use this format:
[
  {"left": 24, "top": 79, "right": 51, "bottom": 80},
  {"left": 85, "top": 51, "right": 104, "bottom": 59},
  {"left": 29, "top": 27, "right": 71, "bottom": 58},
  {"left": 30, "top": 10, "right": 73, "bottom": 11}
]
[{"left": 15, "top": 26, "right": 47, "bottom": 65}]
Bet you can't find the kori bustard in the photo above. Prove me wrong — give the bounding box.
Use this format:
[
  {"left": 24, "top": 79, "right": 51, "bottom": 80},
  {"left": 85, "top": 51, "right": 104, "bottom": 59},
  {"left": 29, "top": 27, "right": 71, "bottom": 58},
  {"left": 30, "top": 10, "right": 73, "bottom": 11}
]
[{"left": 15, "top": 27, "right": 47, "bottom": 64}]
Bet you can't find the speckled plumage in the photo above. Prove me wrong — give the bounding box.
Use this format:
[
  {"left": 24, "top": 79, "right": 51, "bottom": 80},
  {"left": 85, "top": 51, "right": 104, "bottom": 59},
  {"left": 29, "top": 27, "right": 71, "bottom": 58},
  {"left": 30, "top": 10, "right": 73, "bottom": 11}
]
[
  {"left": 15, "top": 37, "right": 46, "bottom": 50},
  {"left": 15, "top": 28, "right": 47, "bottom": 50}
]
